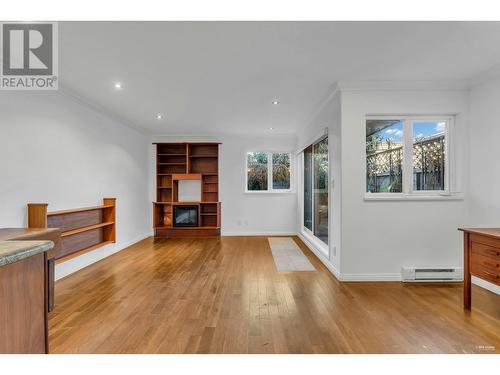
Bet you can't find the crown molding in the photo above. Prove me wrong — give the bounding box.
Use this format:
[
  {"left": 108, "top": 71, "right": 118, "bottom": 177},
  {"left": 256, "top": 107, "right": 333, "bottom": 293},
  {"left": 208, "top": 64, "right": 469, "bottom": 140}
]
[
  {"left": 336, "top": 80, "right": 470, "bottom": 92},
  {"left": 57, "top": 83, "right": 150, "bottom": 135},
  {"left": 467, "top": 62, "right": 500, "bottom": 89},
  {"left": 150, "top": 132, "right": 298, "bottom": 141},
  {"left": 300, "top": 83, "right": 341, "bottom": 130}
]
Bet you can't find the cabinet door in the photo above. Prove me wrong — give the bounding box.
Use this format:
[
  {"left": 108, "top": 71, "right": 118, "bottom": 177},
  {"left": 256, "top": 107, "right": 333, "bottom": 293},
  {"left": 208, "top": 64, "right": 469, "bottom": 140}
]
[{"left": 0, "top": 253, "right": 47, "bottom": 353}]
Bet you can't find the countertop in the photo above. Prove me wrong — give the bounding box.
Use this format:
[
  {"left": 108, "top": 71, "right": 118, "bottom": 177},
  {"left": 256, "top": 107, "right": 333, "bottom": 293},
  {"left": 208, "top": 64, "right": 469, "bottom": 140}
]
[
  {"left": 0, "top": 240, "right": 54, "bottom": 267},
  {"left": 0, "top": 227, "right": 60, "bottom": 240},
  {"left": 458, "top": 227, "right": 500, "bottom": 239}
]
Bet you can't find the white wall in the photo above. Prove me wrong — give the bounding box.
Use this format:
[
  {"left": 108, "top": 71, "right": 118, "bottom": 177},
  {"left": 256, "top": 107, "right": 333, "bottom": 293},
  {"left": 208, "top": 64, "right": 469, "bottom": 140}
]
[
  {"left": 468, "top": 75, "right": 500, "bottom": 294},
  {"left": 0, "top": 91, "right": 151, "bottom": 279},
  {"left": 150, "top": 134, "right": 298, "bottom": 236},
  {"left": 297, "top": 90, "right": 342, "bottom": 276},
  {"left": 340, "top": 87, "right": 469, "bottom": 279},
  {"left": 297, "top": 84, "right": 499, "bottom": 295},
  {"left": 469, "top": 76, "right": 500, "bottom": 225},
  {"left": 2, "top": 84, "right": 487, "bottom": 290}
]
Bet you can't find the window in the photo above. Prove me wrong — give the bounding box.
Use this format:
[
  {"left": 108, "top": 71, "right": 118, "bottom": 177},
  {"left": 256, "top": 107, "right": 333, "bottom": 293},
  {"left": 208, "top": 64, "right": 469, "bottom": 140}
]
[
  {"left": 412, "top": 121, "right": 446, "bottom": 191},
  {"left": 366, "top": 120, "right": 403, "bottom": 193},
  {"left": 272, "top": 153, "right": 291, "bottom": 190},
  {"left": 247, "top": 152, "right": 268, "bottom": 191},
  {"left": 366, "top": 116, "right": 452, "bottom": 198},
  {"left": 303, "top": 136, "right": 328, "bottom": 246},
  {"left": 246, "top": 152, "right": 292, "bottom": 192}
]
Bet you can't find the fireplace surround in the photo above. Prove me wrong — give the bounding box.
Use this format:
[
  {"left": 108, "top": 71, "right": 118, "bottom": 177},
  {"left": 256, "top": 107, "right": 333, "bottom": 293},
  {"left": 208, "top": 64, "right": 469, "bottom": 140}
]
[{"left": 173, "top": 205, "right": 199, "bottom": 227}]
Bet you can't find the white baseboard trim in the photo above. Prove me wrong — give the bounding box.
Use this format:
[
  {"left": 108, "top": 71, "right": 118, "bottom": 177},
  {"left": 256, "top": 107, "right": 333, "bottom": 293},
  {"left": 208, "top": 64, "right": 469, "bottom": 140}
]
[
  {"left": 295, "top": 233, "right": 475, "bottom": 284},
  {"left": 222, "top": 231, "right": 297, "bottom": 237},
  {"left": 340, "top": 273, "right": 402, "bottom": 282},
  {"left": 297, "top": 232, "right": 340, "bottom": 280},
  {"left": 55, "top": 232, "right": 151, "bottom": 281},
  {"left": 472, "top": 276, "right": 500, "bottom": 295}
]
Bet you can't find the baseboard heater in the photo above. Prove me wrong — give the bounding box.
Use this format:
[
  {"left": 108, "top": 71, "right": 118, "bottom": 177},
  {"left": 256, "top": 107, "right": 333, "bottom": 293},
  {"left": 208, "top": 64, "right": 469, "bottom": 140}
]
[{"left": 402, "top": 267, "right": 463, "bottom": 282}]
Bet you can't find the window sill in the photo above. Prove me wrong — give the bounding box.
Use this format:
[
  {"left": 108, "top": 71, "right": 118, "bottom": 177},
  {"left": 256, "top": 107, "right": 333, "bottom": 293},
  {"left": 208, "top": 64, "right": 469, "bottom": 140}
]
[{"left": 364, "top": 193, "right": 464, "bottom": 202}]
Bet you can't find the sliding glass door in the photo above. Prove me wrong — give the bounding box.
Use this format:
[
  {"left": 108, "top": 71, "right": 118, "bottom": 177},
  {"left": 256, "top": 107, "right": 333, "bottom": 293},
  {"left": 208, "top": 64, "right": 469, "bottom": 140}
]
[
  {"left": 303, "top": 136, "right": 328, "bottom": 247},
  {"left": 313, "top": 137, "right": 328, "bottom": 244},
  {"left": 304, "top": 145, "right": 313, "bottom": 231}
]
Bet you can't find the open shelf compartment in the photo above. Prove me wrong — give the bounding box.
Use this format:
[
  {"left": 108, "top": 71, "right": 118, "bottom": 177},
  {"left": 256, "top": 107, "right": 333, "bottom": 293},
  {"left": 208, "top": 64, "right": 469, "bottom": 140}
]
[{"left": 27, "top": 198, "right": 116, "bottom": 263}]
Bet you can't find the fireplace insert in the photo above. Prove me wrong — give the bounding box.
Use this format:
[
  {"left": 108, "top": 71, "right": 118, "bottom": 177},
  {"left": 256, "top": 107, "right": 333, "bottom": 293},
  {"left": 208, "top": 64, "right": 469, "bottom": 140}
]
[{"left": 173, "top": 205, "right": 199, "bottom": 227}]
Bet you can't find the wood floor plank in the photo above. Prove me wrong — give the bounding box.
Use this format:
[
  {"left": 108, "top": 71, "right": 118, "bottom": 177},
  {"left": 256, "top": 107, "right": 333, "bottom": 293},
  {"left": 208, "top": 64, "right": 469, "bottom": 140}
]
[{"left": 48, "top": 236, "right": 500, "bottom": 354}]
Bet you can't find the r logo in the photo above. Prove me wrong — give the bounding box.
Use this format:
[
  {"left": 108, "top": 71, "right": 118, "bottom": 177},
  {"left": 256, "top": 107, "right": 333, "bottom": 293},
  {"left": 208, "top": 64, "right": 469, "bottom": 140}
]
[{"left": 2, "top": 23, "right": 53, "bottom": 76}]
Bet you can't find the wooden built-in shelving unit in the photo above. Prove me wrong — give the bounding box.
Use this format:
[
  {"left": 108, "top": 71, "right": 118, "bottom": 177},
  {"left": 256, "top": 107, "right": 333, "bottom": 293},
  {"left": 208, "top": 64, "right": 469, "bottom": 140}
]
[
  {"left": 27, "top": 198, "right": 116, "bottom": 263},
  {"left": 153, "top": 142, "right": 221, "bottom": 238}
]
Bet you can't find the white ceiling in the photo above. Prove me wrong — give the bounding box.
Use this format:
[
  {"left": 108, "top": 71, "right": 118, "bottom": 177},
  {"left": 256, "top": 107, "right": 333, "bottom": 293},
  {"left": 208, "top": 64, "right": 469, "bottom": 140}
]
[{"left": 59, "top": 22, "right": 500, "bottom": 135}]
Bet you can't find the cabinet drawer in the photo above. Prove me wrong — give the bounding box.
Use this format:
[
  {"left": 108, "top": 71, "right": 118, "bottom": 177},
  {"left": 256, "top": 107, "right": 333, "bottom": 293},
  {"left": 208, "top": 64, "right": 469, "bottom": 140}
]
[
  {"left": 471, "top": 253, "right": 500, "bottom": 272},
  {"left": 470, "top": 267, "right": 500, "bottom": 285},
  {"left": 470, "top": 241, "right": 500, "bottom": 260},
  {"left": 471, "top": 256, "right": 500, "bottom": 285}
]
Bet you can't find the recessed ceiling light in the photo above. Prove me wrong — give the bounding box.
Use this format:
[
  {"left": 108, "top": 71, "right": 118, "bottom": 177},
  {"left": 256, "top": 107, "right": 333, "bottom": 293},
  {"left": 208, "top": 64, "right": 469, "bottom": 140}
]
[
  {"left": 269, "top": 127, "right": 274, "bottom": 130},
  {"left": 114, "top": 82, "right": 123, "bottom": 89},
  {"left": 272, "top": 100, "right": 279, "bottom": 105},
  {"left": 156, "top": 114, "right": 163, "bottom": 120}
]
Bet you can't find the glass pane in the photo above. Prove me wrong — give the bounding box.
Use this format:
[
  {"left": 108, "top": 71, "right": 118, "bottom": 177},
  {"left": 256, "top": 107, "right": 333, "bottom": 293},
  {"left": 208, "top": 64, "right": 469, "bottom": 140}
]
[
  {"left": 247, "top": 152, "right": 268, "bottom": 191},
  {"left": 366, "top": 120, "right": 403, "bottom": 193},
  {"left": 313, "top": 137, "right": 328, "bottom": 245},
  {"left": 272, "top": 153, "right": 290, "bottom": 190},
  {"left": 412, "top": 121, "right": 446, "bottom": 191},
  {"left": 303, "top": 146, "right": 313, "bottom": 231}
]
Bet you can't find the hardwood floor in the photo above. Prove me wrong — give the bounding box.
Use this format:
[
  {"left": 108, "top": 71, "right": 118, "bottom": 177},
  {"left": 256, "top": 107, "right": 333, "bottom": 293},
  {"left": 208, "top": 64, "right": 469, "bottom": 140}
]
[{"left": 48, "top": 236, "right": 500, "bottom": 354}]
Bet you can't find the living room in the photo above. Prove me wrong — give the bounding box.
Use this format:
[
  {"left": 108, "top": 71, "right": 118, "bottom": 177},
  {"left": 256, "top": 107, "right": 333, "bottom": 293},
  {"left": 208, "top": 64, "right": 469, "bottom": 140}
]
[{"left": 0, "top": 1, "right": 498, "bottom": 373}]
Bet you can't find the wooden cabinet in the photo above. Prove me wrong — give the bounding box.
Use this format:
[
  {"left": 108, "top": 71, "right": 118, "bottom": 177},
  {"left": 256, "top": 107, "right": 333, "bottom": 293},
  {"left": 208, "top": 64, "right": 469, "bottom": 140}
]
[
  {"left": 0, "top": 242, "right": 52, "bottom": 354},
  {"left": 459, "top": 228, "right": 500, "bottom": 309},
  {"left": 0, "top": 228, "right": 60, "bottom": 312},
  {"left": 153, "top": 142, "right": 221, "bottom": 238}
]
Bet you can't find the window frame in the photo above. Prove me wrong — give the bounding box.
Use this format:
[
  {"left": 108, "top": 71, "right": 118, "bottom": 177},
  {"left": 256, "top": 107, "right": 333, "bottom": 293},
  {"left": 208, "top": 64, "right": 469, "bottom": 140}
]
[
  {"left": 365, "top": 115, "right": 455, "bottom": 201},
  {"left": 245, "top": 151, "right": 294, "bottom": 194},
  {"left": 299, "top": 133, "right": 330, "bottom": 256}
]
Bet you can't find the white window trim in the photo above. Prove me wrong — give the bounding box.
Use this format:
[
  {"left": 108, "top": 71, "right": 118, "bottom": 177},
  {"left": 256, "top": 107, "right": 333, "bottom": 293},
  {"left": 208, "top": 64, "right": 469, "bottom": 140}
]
[
  {"left": 245, "top": 151, "right": 294, "bottom": 194},
  {"left": 364, "top": 115, "right": 461, "bottom": 201}
]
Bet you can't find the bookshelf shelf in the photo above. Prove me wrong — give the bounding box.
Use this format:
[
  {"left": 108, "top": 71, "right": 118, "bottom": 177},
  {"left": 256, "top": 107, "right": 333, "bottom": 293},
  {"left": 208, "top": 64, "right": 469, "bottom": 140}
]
[
  {"left": 27, "top": 198, "right": 116, "bottom": 263},
  {"left": 61, "top": 221, "right": 115, "bottom": 237},
  {"left": 153, "top": 142, "right": 221, "bottom": 238},
  {"left": 48, "top": 205, "right": 114, "bottom": 216},
  {"left": 55, "top": 241, "right": 114, "bottom": 264}
]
